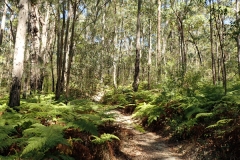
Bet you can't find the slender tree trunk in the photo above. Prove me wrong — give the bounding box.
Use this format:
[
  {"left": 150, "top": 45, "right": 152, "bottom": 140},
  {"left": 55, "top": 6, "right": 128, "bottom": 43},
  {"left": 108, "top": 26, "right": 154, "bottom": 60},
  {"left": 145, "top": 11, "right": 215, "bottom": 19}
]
[
  {"left": 209, "top": 0, "right": 216, "bottom": 85},
  {"left": 178, "top": 17, "right": 186, "bottom": 76},
  {"left": 148, "top": 19, "right": 152, "bottom": 90},
  {"left": 188, "top": 31, "right": 202, "bottom": 65},
  {"left": 113, "top": 26, "right": 118, "bottom": 89},
  {"left": 9, "top": 0, "right": 28, "bottom": 107},
  {"left": 66, "top": 0, "right": 77, "bottom": 99},
  {"left": 132, "top": 0, "right": 142, "bottom": 92},
  {"left": 55, "top": 2, "right": 65, "bottom": 100},
  {"left": 157, "top": 0, "right": 162, "bottom": 82},
  {"left": 112, "top": 0, "right": 119, "bottom": 89},
  {"left": 61, "top": 0, "right": 71, "bottom": 93},
  {"left": 213, "top": 3, "right": 227, "bottom": 94},
  {"left": 236, "top": 0, "right": 240, "bottom": 77},
  {"left": 9, "top": 13, "right": 15, "bottom": 45},
  {"left": 0, "top": 0, "right": 7, "bottom": 45},
  {"left": 49, "top": 17, "right": 56, "bottom": 93}
]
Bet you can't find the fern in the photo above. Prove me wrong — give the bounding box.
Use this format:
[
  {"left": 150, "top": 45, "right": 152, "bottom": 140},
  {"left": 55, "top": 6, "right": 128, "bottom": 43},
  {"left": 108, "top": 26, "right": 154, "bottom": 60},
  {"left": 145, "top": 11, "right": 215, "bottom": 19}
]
[
  {"left": 67, "top": 118, "right": 98, "bottom": 135},
  {"left": 21, "top": 123, "right": 67, "bottom": 158},
  {"left": 206, "top": 119, "right": 233, "bottom": 129},
  {"left": 184, "top": 105, "right": 206, "bottom": 120},
  {"left": 133, "top": 103, "right": 163, "bottom": 125},
  {"left": 91, "top": 133, "right": 119, "bottom": 144},
  {"left": 195, "top": 112, "right": 213, "bottom": 119},
  {"left": 0, "top": 125, "right": 15, "bottom": 151}
]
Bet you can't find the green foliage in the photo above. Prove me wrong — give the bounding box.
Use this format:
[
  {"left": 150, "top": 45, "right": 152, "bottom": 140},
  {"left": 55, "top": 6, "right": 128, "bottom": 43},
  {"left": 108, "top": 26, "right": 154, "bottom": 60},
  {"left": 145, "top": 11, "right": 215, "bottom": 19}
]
[
  {"left": 102, "top": 88, "right": 132, "bottom": 105},
  {"left": 0, "top": 94, "right": 119, "bottom": 158},
  {"left": 133, "top": 90, "right": 156, "bottom": 104},
  {"left": 206, "top": 119, "right": 233, "bottom": 129},
  {"left": 21, "top": 123, "right": 67, "bottom": 159},
  {"left": 0, "top": 125, "right": 16, "bottom": 151},
  {"left": 133, "top": 103, "right": 163, "bottom": 125},
  {"left": 91, "top": 133, "right": 119, "bottom": 144}
]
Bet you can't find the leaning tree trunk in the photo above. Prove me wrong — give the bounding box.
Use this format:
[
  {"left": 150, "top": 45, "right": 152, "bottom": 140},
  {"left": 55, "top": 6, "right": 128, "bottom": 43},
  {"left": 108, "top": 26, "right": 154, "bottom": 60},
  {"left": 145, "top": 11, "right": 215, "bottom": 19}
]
[
  {"left": 9, "top": 0, "right": 28, "bottom": 107},
  {"left": 132, "top": 0, "right": 142, "bottom": 92}
]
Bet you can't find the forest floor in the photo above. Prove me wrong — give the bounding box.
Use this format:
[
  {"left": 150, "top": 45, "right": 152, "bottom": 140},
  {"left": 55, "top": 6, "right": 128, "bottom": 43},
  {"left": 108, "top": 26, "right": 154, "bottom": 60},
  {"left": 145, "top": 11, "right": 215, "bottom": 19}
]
[{"left": 107, "top": 109, "right": 184, "bottom": 160}]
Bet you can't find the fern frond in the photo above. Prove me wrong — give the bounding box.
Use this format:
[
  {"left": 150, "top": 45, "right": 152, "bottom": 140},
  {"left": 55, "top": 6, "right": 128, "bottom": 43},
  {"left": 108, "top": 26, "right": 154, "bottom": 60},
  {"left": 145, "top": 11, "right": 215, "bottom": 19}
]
[
  {"left": 21, "top": 123, "right": 67, "bottom": 157},
  {"left": 91, "top": 133, "right": 119, "bottom": 144},
  {"left": 184, "top": 105, "right": 206, "bottom": 119},
  {"left": 67, "top": 118, "right": 98, "bottom": 135},
  {"left": 0, "top": 126, "right": 15, "bottom": 150},
  {"left": 195, "top": 112, "right": 213, "bottom": 119},
  {"left": 206, "top": 119, "right": 233, "bottom": 129}
]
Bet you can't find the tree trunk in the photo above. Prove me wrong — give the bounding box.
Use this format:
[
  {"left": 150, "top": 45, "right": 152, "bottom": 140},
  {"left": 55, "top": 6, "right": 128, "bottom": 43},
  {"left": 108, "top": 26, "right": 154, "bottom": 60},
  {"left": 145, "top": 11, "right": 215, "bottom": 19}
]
[
  {"left": 55, "top": 2, "right": 65, "bottom": 100},
  {"left": 236, "top": 0, "right": 240, "bottom": 78},
  {"left": 113, "top": 27, "right": 118, "bottom": 89},
  {"left": 178, "top": 17, "right": 186, "bottom": 77},
  {"left": 213, "top": 2, "right": 227, "bottom": 94},
  {"left": 132, "top": 0, "right": 142, "bottom": 92},
  {"left": 29, "top": 4, "right": 43, "bottom": 93},
  {"left": 66, "top": 0, "right": 77, "bottom": 99},
  {"left": 61, "top": 0, "right": 72, "bottom": 94},
  {"left": 9, "top": 0, "right": 28, "bottom": 107},
  {"left": 39, "top": 1, "right": 49, "bottom": 92},
  {"left": 209, "top": 0, "right": 216, "bottom": 85},
  {"left": 147, "top": 19, "right": 152, "bottom": 90},
  {"left": 157, "top": 0, "right": 162, "bottom": 82},
  {"left": 0, "top": 0, "right": 7, "bottom": 45}
]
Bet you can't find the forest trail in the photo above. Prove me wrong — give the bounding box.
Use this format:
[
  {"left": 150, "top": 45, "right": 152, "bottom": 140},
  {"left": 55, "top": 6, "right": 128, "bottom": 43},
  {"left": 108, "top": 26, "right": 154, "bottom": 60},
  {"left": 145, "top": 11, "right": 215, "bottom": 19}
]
[{"left": 107, "top": 110, "right": 183, "bottom": 160}]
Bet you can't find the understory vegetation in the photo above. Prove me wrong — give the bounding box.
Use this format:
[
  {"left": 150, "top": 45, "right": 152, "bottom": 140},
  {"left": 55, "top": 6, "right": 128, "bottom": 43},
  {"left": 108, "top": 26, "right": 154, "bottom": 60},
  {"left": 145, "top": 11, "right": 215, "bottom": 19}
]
[
  {"left": 1, "top": 80, "right": 240, "bottom": 159},
  {"left": 0, "top": 94, "right": 120, "bottom": 160},
  {"left": 103, "top": 80, "right": 240, "bottom": 159}
]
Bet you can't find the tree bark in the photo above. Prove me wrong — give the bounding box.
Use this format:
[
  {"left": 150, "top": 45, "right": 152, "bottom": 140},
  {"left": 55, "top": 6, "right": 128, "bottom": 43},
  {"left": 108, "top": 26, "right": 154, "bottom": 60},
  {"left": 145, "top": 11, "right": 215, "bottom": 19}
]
[
  {"left": 9, "top": 0, "right": 28, "bottom": 107},
  {"left": 132, "top": 0, "right": 142, "bottom": 92},
  {"left": 66, "top": 0, "right": 77, "bottom": 99},
  {"left": 61, "top": 0, "right": 71, "bottom": 93},
  {"left": 148, "top": 19, "right": 152, "bottom": 90},
  {"left": 236, "top": 0, "right": 240, "bottom": 78},
  {"left": 29, "top": 4, "right": 43, "bottom": 93},
  {"left": 157, "top": 0, "right": 162, "bottom": 82},
  {"left": 55, "top": 1, "right": 65, "bottom": 100},
  {"left": 0, "top": 0, "right": 7, "bottom": 45},
  {"left": 209, "top": 0, "right": 216, "bottom": 85},
  {"left": 213, "top": 2, "right": 227, "bottom": 94}
]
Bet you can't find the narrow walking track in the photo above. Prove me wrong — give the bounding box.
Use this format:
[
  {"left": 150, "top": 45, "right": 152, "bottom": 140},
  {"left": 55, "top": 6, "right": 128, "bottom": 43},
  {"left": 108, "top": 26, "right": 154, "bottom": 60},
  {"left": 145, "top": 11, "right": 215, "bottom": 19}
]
[{"left": 108, "top": 110, "right": 183, "bottom": 160}]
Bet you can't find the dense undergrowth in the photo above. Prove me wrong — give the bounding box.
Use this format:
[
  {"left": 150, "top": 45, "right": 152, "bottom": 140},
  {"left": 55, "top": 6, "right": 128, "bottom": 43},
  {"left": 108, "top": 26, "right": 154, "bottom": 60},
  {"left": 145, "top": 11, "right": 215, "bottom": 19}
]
[
  {"left": 102, "top": 81, "right": 240, "bottom": 159},
  {"left": 1, "top": 78, "right": 240, "bottom": 159},
  {"left": 0, "top": 94, "right": 120, "bottom": 160}
]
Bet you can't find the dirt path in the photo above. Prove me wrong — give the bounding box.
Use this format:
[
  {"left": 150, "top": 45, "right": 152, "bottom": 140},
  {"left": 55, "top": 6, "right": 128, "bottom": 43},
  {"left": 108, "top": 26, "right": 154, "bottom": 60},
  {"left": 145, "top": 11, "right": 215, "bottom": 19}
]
[{"left": 107, "top": 110, "right": 183, "bottom": 160}]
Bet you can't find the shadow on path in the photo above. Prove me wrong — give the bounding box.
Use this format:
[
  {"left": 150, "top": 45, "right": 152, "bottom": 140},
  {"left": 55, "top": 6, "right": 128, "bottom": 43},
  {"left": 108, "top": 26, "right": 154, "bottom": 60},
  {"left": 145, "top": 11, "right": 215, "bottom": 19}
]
[{"left": 107, "top": 110, "right": 183, "bottom": 160}]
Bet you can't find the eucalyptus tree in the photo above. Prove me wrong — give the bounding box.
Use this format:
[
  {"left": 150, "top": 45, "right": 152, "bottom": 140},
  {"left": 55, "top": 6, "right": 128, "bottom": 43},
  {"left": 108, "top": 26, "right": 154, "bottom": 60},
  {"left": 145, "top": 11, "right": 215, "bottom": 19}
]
[
  {"left": 65, "top": 0, "right": 78, "bottom": 99},
  {"left": 9, "top": 0, "right": 28, "bottom": 107},
  {"left": 0, "top": 0, "right": 7, "bottom": 45},
  {"left": 209, "top": 0, "right": 217, "bottom": 85},
  {"left": 157, "top": 0, "right": 162, "bottom": 82},
  {"left": 236, "top": 0, "right": 240, "bottom": 77},
  {"left": 132, "top": 0, "right": 142, "bottom": 92}
]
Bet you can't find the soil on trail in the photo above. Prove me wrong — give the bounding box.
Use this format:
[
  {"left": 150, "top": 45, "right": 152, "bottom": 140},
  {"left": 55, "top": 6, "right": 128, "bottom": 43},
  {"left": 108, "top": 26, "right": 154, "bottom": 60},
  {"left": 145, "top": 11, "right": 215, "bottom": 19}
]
[{"left": 108, "top": 110, "right": 183, "bottom": 160}]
